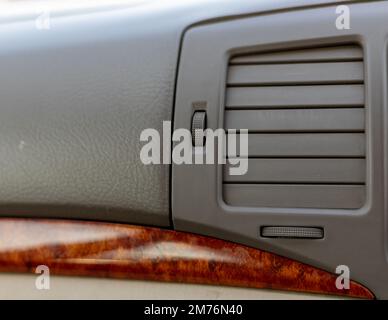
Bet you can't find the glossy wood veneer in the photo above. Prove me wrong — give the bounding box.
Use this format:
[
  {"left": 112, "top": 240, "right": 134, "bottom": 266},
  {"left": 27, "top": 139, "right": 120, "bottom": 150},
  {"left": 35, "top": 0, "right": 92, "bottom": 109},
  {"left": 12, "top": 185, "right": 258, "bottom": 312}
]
[{"left": 0, "top": 218, "right": 374, "bottom": 299}]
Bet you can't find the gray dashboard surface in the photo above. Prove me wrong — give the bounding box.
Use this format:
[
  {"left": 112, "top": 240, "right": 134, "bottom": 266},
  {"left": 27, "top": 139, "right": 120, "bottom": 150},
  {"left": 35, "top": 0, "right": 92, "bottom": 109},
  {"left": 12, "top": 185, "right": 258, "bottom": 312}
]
[
  {"left": 0, "top": 0, "right": 351, "bottom": 225},
  {"left": 173, "top": 0, "right": 388, "bottom": 299}
]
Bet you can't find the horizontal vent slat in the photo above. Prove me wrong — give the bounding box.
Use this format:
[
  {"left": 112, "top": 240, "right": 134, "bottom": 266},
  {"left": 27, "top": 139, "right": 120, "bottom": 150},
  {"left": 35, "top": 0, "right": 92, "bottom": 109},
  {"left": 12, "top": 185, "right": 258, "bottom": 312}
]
[
  {"left": 223, "top": 184, "right": 365, "bottom": 209},
  {"left": 227, "top": 62, "right": 363, "bottom": 86},
  {"left": 224, "top": 159, "right": 365, "bottom": 183},
  {"left": 228, "top": 133, "right": 365, "bottom": 157},
  {"left": 226, "top": 85, "right": 364, "bottom": 108},
  {"left": 225, "top": 108, "right": 364, "bottom": 132},
  {"left": 230, "top": 46, "right": 363, "bottom": 64}
]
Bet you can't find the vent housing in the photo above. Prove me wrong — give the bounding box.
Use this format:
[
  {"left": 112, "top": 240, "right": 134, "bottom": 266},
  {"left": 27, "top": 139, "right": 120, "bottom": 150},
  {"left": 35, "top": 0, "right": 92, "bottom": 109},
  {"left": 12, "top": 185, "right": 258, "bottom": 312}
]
[{"left": 223, "top": 45, "right": 366, "bottom": 209}]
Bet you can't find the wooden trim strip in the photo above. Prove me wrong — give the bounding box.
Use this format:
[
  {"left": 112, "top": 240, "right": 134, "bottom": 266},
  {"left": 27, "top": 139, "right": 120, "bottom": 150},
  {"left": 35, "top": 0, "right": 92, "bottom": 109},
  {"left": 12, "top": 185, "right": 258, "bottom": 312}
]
[{"left": 0, "top": 218, "right": 374, "bottom": 299}]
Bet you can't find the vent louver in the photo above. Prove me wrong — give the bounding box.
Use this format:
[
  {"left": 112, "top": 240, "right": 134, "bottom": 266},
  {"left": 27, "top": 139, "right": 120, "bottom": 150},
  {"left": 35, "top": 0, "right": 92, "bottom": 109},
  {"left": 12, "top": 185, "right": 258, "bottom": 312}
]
[{"left": 223, "top": 45, "right": 366, "bottom": 209}]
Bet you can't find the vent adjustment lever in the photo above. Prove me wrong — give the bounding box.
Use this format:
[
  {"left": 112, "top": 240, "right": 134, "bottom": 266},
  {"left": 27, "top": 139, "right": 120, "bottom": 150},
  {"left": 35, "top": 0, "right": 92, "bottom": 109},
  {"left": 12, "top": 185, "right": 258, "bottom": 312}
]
[{"left": 191, "top": 111, "right": 207, "bottom": 147}]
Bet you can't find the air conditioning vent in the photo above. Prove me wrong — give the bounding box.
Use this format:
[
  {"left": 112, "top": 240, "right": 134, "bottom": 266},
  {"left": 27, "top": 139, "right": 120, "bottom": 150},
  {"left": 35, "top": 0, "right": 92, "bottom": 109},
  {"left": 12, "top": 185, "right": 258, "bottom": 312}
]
[{"left": 223, "top": 45, "right": 366, "bottom": 209}]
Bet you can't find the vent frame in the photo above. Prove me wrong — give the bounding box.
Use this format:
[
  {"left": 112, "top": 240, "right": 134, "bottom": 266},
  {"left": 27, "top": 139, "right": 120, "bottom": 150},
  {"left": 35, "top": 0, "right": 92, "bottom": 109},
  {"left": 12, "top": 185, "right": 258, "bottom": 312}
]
[
  {"left": 172, "top": 0, "right": 388, "bottom": 299},
  {"left": 223, "top": 45, "right": 367, "bottom": 210}
]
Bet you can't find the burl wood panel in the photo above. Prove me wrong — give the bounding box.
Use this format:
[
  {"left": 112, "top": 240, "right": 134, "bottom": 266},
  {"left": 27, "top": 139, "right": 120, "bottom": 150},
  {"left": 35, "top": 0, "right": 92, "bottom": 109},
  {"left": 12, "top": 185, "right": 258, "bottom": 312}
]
[{"left": 0, "top": 218, "right": 373, "bottom": 298}]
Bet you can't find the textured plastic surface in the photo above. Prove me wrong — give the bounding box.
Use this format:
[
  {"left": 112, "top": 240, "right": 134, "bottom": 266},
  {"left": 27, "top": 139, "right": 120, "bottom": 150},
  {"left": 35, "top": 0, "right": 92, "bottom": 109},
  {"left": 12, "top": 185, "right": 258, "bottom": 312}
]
[
  {"left": 0, "top": 3, "right": 185, "bottom": 225},
  {"left": 173, "top": 2, "right": 388, "bottom": 298},
  {"left": 0, "top": 0, "right": 352, "bottom": 226}
]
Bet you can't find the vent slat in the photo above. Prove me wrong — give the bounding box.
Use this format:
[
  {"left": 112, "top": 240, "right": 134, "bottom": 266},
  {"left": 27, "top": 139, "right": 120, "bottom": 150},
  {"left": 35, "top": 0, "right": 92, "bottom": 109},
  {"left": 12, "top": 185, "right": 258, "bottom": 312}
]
[
  {"left": 230, "top": 46, "right": 363, "bottom": 64},
  {"left": 225, "top": 108, "right": 364, "bottom": 132},
  {"left": 223, "top": 184, "right": 365, "bottom": 209},
  {"left": 226, "top": 85, "right": 364, "bottom": 108},
  {"left": 228, "top": 62, "right": 364, "bottom": 86},
  {"left": 224, "top": 159, "right": 365, "bottom": 183},
  {"left": 228, "top": 133, "right": 365, "bottom": 157}
]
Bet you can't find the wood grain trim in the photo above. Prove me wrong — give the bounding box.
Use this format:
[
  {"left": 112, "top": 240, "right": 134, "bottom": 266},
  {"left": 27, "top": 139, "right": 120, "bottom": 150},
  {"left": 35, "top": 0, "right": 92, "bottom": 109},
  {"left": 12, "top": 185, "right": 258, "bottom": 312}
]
[{"left": 0, "top": 218, "right": 374, "bottom": 299}]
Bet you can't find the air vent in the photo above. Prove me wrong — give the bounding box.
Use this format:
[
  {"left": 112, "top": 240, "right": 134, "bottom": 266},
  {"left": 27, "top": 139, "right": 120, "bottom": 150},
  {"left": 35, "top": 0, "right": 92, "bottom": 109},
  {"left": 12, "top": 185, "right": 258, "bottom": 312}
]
[{"left": 223, "top": 45, "right": 366, "bottom": 209}]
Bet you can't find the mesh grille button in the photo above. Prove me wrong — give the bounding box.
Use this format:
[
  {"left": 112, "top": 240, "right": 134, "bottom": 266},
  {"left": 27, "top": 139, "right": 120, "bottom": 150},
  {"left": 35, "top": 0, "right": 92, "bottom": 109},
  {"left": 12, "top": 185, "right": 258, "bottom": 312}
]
[{"left": 261, "top": 226, "right": 324, "bottom": 239}]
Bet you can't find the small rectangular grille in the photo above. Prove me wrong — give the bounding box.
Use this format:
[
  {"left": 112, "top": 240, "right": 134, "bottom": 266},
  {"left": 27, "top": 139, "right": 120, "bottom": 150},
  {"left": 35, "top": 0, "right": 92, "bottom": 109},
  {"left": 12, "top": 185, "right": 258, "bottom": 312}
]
[{"left": 261, "top": 226, "right": 324, "bottom": 239}]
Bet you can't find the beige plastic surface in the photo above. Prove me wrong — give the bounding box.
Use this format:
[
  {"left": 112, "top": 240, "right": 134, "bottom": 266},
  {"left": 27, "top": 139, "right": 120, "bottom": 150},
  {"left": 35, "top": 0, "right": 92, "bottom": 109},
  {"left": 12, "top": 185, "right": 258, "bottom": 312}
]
[{"left": 0, "top": 274, "right": 345, "bottom": 300}]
